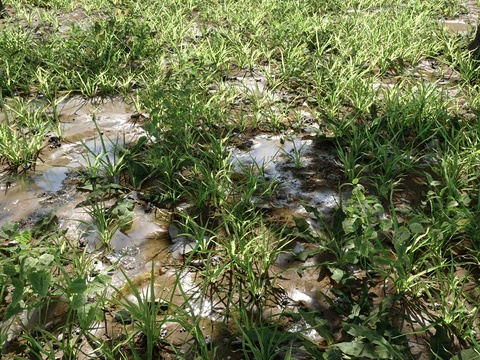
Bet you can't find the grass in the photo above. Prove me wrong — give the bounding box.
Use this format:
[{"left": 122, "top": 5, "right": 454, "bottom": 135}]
[{"left": 2, "top": 0, "right": 480, "bottom": 358}]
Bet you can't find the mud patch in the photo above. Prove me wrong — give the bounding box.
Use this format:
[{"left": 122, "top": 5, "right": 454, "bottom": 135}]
[{"left": 232, "top": 134, "right": 345, "bottom": 222}]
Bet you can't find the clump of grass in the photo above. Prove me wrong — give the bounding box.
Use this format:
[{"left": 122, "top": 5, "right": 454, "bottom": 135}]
[{"left": 0, "top": 98, "right": 51, "bottom": 179}]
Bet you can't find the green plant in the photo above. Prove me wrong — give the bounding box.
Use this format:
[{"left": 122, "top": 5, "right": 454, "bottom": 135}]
[
  {"left": 78, "top": 116, "right": 129, "bottom": 189},
  {"left": 332, "top": 295, "right": 411, "bottom": 359},
  {"left": 279, "top": 137, "right": 307, "bottom": 169},
  {"left": 0, "top": 98, "right": 50, "bottom": 177},
  {"left": 111, "top": 265, "right": 170, "bottom": 360},
  {"left": 333, "top": 123, "right": 367, "bottom": 183},
  {"left": 79, "top": 194, "right": 135, "bottom": 252},
  {"left": 0, "top": 218, "right": 111, "bottom": 357}
]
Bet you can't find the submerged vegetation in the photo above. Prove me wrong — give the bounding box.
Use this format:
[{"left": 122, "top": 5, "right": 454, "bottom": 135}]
[{"left": 2, "top": 0, "right": 480, "bottom": 358}]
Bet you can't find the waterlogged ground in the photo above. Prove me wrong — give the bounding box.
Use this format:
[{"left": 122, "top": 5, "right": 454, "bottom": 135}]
[
  {"left": 0, "top": 96, "right": 349, "bottom": 358},
  {"left": 2, "top": 0, "right": 480, "bottom": 359},
  {"left": 0, "top": 99, "right": 473, "bottom": 358}
]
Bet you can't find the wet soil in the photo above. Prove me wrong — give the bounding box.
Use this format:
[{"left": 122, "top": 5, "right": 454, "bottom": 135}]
[
  {"left": 2, "top": 1, "right": 480, "bottom": 358},
  {"left": 0, "top": 94, "right": 349, "bottom": 358}
]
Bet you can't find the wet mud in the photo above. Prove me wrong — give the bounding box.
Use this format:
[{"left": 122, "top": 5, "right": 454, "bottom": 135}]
[
  {"left": 2, "top": 1, "right": 480, "bottom": 358},
  {"left": 0, "top": 94, "right": 348, "bottom": 358}
]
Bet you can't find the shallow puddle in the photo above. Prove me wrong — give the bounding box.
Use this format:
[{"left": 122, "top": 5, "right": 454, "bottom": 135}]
[
  {"left": 443, "top": 19, "right": 472, "bottom": 34},
  {"left": 232, "top": 134, "right": 344, "bottom": 218},
  {"left": 34, "top": 163, "right": 74, "bottom": 193},
  {"left": 0, "top": 97, "right": 140, "bottom": 224}
]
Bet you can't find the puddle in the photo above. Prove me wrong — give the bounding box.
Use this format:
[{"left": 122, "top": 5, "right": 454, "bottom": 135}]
[
  {"left": 233, "top": 135, "right": 307, "bottom": 169},
  {"left": 232, "top": 134, "right": 344, "bottom": 218},
  {"left": 34, "top": 165, "right": 69, "bottom": 192},
  {"left": 443, "top": 19, "right": 472, "bottom": 34},
  {"left": 0, "top": 97, "right": 144, "bottom": 225},
  {"left": 212, "top": 66, "right": 287, "bottom": 105}
]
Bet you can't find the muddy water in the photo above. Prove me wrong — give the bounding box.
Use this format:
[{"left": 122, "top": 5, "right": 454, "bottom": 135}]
[
  {"left": 443, "top": 19, "right": 471, "bottom": 34},
  {"left": 0, "top": 95, "right": 347, "bottom": 356},
  {"left": 232, "top": 134, "right": 345, "bottom": 218},
  {"left": 0, "top": 97, "right": 137, "bottom": 224}
]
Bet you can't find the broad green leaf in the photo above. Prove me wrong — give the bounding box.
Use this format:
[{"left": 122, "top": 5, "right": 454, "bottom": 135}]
[
  {"left": 339, "top": 324, "right": 394, "bottom": 359},
  {"left": 293, "top": 215, "right": 310, "bottom": 233},
  {"left": 330, "top": 267, "right": 345, "bottom": 283},
  {"left": 336, "top": 341, "right": 380, "bottom": 358},
  {"left": 393, "top": 226, "right": 410, "bottom": 243},
  {"left": 348, "top": 304, "right": 362, "bottom": 319},
  {"left": 0, "top": 222, "right": 19, "bottom": 238},
  {"left": 373, "top": 203, "right": 384, "bottom": 214},
  {"left": 379, "top": 218, "right": 392, "bottom": 232},
  {"left": 322, "top": 348, "right": 342, "bottom": 360},
  {"left": 88, "top": 274, "right": 111, "bottom": 294},
  {"left": 38, "top": 253, "right": 54, "bottom": 266},
  {"left": 11, "top": 277, "right": 25, "bottom": 305},
  {"left": 4, "top": 303, "right": 23, "bottom": 322},
  {"left": 343, "top": 218, "right": 359, "bottom": 234},
  {"left": 4, "top": 278, "right": 25, "bottom": 321},
  {"left": 3, "top": 263, "right": 17, "bottom": 276},
  {"left": 408, "top": 222, "right": 424, "bottom": 234},
  {"left": 364, "top": 296, "right": 396, "bottom": 324},
  {"left": 430, "top": 325, "right": 451, "bottom": 359},
  {"left": 23, "top": 257, "right": 39, "bottom": 272},
  {"left": 71, "top": 292, "right": 87, "bottom": 310},
  {"left": 372, "top": 344, "right": 390, "bottom": 358},
  {"left": 27, "top": 269, "right": 51, "bottom": 297},
  {"left": 446, "top": 200, "right": 458, "bottom": 209},
  {"left": 460, "top": 194, "right": 471, "bottom": 206},
  {"left": 451, "top": 347, "right": 480, "bottom": 360},
  {"left": 78, "top": 184, "right": 94, "bottom": 191},
  {"left": 456, "top": 219, "right": 470, "bottom": 228},
  {"left": 111, "top": 199, "right": 135, "bottom": 231},
  {"left": 68, "top": 277, "right": 87, "bottom": 294},
  {"left": 344, "top": 250, "right": 359, "bottom": 264}
]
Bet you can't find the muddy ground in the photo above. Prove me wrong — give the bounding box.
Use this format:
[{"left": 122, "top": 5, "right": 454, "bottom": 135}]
[{"left": 1, "top": 1, "right": 480, "bottom": 359}]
